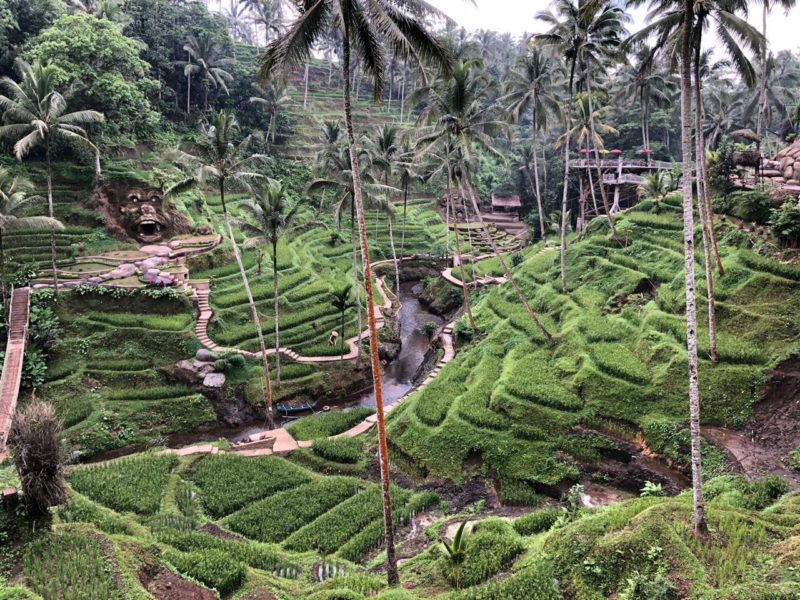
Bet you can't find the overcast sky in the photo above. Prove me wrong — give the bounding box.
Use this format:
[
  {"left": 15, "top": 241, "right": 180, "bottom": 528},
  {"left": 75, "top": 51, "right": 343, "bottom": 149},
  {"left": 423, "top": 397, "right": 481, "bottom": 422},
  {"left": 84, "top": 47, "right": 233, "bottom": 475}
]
[{"left": 426, "top": 0, "right": 800, "bottom": 53}]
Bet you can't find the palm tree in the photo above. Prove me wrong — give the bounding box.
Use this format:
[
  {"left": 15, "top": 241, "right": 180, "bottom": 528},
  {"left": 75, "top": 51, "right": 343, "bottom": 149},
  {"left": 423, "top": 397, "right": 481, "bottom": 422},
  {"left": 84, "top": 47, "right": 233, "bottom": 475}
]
[
  {"left": 417, "top": 59, "right": 553, "bottom": 342},
  {"left": 167, "top": 111, "right": 276, "bottom": 429},
  {"left": 395, "top": 138, "right": 418, "bottom": 259},
  {"left": 260, "top": 0, "right": 451, "bottom": 582},
  {"left": 330, "top": 284, "right": 355, "bottom": 360},
  {"left": 501, "top": 49, "right": 561, "bottom": 240},
  {"left": 0, "top": 168, "right": 61, "bottom": 298},
  {"left": 636, "top": 171, "right": 668, "bottom": 213},
  {"left": 755, "top": 0, "right": 797, "bottom": 140},
  {"left": 233, "top": 178, "right": 301, "bottom": 388},
  {"left": 225, "top": 0, "right": 254, "bottom": 44},
  {"left": 370, "top": 123, "right": 401, "bottom": 294},
  {"left": 536, "top": 0, "right": 628, "bottom": 243},
  {"left": 249, "top": 81, "right": 291, "bottom": 146},
  {"left": 242, "top": 0, "right": 284, "bottom": 46},
  {"left": 0, "top": 59, "right": 104, "bottom": 296},
  {"left": 179, "top": 33, "right": 235, "bottom": 114}
]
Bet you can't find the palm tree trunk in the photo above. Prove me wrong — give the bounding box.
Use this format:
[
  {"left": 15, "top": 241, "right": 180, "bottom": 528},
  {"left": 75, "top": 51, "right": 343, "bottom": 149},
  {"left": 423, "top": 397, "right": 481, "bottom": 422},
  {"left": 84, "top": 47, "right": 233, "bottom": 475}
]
[
  {"left": 400, "top": 182, "right": 408, "bottom": 259},
  {"left": 45, "top": 142, "right": 59, "bottom": 297},
  {"left": 350, "top": 199, "right": 363, "bottom": 367},
  {"left": 585, "top": 74, "right": 616, "bottom": 236},
  {"left": 221, "top": 182, "right": 274, "bottom": 429},
  {"left": 271, "top": 109, "right": 277, "bottom": 144},
  {"left": 303, "top": 61, "right": 310, "bottom": 110},
  {"left": 187, "top": 69, "right": 192, "bottom": 116},
  {"left": 449, "top": 165, "right": 478, "bottom": 334},
  {"left": 400, "top": 67, "right": 406, "bottom": 122},
  {"left": 756, "top": 2, "right": 769, "bottom": 141},
  {"left": 458, "top": 167, "right": 552, "bottom": 343},
  {"left": 388, "top": 216, "right": 400, "bottom": 297},
  {"left": 444, "top": 183, "right": 451, "bottom": 262},
  {"left": 0, "top": 228, "right": 5, "bottom": 300},
  {"left": 693, "top": 45, "right": 718, "bottom": 364},
  {"left": 272, "top": 237, "right": 281, "bottom": 387},
  {"left": 341, "top": 30, "right": 398, "bottom": 585},
  {"left": 340, "top": 308, "right": 345, "bottom": 360},
  {"left": 530, "top": 110, "right": 546, "bottom": 240},
  {"left": 680, "top": 2, "right": 708, "bottom": 537},
  {"left": 559, "top": 67, "right": 575, "bottom": 293}
]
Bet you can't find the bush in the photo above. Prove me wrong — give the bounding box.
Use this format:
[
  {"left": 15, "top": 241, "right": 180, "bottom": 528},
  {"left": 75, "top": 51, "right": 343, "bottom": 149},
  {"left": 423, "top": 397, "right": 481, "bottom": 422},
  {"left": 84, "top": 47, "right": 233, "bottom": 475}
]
[
  {"left": 722, "top": 190, "right": 773, "bottom": 223},
  {"left": 224, "top": 477, "right": 362, "bottom": 543},
  {"left": 769, "top": 200, "right": 800, "bottom": 247},
  {"left": 190, "top": 454, "right": 313, "bottom": 517},
  {"left": 164, "top": 549, "right": 246, "bottom": 595},
  {"left": 287, "top": 409, "right": 374, "bottom": 441},
  {"left": 513, "top": 508, "right": 562, "bottom": 535},
  {"left": 443, "top": 519, "right": 525, "bottom": 588},
  {"left": 69, "top": 454, "right": 178, "bottom": 515},
  {"left": 312, "top": 437, "right": 365, "bottom": 464}
]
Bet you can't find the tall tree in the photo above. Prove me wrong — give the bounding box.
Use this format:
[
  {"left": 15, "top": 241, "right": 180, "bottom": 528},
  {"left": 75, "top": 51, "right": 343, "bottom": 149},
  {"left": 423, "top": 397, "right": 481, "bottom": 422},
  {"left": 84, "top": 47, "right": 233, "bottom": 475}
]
[
  {"left": 233, "top": 178, "right": 301, "bottom": 388},
  {"left": 330, "top": 284, "right": 355, "bottom": 360},
  {"left": 260, "top": 0, "right": 451, "bottom": 583},
  {"left": 501, "top": 49, "right": 561, "bottom": 240},
  {"left": 417, "top": 59, "right": 553, "bottom": 342},
  {"left": 0, "top": 58, "right": 103, "bottom": 295},
  {"left": 370, "top": 123, "right": 402, "bottom": 294},
  {"left": 249, "top": 80, "right": 291, "bottom": 145},
  {"left": 167, "top": 111, "right": 276, "bottom": 428},
  {"left": 755, "top": 0, "right": 796, "bottom": 140},
  {"left": 0, "top": 167, "right": 61, "bottom": 298},
  {"left": 679, "top": 0, "right": 708, "bottom": 536},
  {"left": 180, "top": 32, "right": 234, "bottom": 113}
]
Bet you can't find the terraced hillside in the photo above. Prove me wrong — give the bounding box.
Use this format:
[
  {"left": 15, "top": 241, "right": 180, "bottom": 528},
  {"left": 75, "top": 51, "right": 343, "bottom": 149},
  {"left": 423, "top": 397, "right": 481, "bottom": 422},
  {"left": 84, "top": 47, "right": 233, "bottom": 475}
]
[
  {"left": 387, "top": 195, "right": 800, "bottom": 501},
  {"left": 278, "top": 59, "right": 410, "bottom": 162},
  {"left": 199, "top": 201, "right": 448, "bottom": 356}
]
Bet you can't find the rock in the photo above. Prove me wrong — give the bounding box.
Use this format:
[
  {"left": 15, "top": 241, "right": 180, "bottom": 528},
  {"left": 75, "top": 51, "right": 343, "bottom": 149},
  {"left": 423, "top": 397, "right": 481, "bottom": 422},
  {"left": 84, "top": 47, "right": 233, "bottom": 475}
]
[
  {"left": 196, "top": 349, "right": 219, "bottom": 362},
  {"left": 203, "top": 372, "right": 226, "bottom": 388},
  {"left": 140, "top": 244, "right": 171, "bottom": 256},
  {"left": 783, "top": 165, "right": 794, "bottom": 179},
  {"left": 192, "top": 359, "right": 217, "bottom": 374}
]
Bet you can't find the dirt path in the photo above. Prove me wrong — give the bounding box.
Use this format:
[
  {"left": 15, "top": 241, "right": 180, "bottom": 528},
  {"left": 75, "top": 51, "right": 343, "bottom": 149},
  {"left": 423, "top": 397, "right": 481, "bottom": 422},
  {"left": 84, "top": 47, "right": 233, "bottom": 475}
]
[{"left": 702, "top": 357, "right": 800, "bottom": 488}]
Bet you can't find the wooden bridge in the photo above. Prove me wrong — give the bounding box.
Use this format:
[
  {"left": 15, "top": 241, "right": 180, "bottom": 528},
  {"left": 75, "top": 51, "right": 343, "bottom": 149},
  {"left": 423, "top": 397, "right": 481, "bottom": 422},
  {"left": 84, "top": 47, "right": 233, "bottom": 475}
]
[{"left": 0, "top": 287, "right": 31, "bottom": 461}]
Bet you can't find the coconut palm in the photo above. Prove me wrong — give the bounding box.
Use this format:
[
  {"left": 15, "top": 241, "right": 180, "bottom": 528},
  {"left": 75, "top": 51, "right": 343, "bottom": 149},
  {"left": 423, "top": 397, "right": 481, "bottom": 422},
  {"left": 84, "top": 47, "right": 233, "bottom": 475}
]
[
  {"left": 755, "top": 0, "right": 797, "bottom": 140},
  {"left": 0, "top": 58, "right": 104, "bottom": 296},
  {"left": 500, "top": 49, "right": 561, "bottom": 240},
  {"left": 233, "top": 178, "right": 301, "bottom": 388},
  {"left": 395, "top": 138, "right": 419, "bottom": 259},
  {"left": 167, "top": 111, "right": 275, "bottom": 428},
  {"left": 330, "top": 284, "right": 355, "bottom": 360},
  {"left": 0, "top": 168, "right": 61, "bottom": 298},
  {"left": 179, "top": 33, "right": 235, "bottom": 114},
  {"left": 249, "top": 81, "right": 292, "bottom": 145},
  {"left": 260, "top": 0, "right": 451, "bottom": 582},
  {"left": 417, "top": 59, "right": 553, "bottom": 342},
  {"left": 242, "top": 0, "right": 284, "bottom": 46},
  {"left": 636, "top": 171, "right": 668, "bottom": 213},
  {"left": 370, "top": 123, "right": 402, "bottom": 294},
  {"left": 536, "top": 0, "right": 628, "bottom": 245}
]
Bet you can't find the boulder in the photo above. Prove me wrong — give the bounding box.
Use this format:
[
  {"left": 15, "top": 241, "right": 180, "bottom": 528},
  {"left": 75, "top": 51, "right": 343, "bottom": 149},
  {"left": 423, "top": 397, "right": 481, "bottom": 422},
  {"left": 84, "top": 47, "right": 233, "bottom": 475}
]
[
  {"left": 196, "top": 349, "right": 219, "bottom": 362},
  {"left": 783, "top": 165, "right": 794, "bottom": 179},
  {"left": 203, "top": 372, "right": 226, "bottom": 388}
]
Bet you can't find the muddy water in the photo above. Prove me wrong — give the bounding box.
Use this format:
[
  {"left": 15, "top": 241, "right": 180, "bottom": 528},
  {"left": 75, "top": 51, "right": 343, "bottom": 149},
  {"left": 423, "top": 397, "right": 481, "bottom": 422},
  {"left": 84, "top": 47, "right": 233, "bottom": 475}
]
[{"left": 347, "top": 281, "right": 443, "bottom": 409}]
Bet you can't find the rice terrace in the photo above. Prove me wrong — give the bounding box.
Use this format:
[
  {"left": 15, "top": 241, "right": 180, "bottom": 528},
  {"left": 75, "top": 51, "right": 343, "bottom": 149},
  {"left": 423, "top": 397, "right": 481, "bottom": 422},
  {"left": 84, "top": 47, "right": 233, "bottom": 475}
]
[{"left": 1, "top": 0, "right": 800, "bottom": 598}]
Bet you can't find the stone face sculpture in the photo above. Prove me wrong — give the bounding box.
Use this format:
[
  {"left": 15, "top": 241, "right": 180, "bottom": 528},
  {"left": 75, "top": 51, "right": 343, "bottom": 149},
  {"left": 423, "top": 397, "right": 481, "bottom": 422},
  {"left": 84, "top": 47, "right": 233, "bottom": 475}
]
[{"left": 95, "top": 179, "right": 190, "bottom": 243}]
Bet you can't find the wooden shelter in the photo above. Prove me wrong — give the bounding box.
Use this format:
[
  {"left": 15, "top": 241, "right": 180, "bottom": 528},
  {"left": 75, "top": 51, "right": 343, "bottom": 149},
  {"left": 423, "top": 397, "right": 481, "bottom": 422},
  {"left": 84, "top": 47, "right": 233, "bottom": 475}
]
[{"left": 491, "top": 193, "right": 521, "bottom": 214}]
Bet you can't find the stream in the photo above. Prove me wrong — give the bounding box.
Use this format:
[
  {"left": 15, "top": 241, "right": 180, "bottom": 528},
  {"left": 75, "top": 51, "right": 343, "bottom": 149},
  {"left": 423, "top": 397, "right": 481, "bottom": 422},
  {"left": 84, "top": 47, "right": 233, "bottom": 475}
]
[{"left": 345, "top": 281, "right": 443, "bottom": 409}]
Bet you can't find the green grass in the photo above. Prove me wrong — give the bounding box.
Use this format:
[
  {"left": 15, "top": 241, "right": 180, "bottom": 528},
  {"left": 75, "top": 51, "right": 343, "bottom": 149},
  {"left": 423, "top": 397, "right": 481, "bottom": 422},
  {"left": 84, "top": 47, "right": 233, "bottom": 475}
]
[{"left": 287, "top": 408, "right": 375, "bottom": 441}]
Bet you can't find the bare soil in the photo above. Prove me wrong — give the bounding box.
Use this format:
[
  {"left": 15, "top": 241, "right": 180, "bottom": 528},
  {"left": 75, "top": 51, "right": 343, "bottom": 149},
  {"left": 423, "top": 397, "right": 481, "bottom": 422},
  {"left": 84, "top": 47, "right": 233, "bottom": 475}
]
[
  {"left": 139, "top": 567, "right": 217, "bottom": 600},
  {"left": 702, "top": 357, "right": 800, "bottom": 487}
]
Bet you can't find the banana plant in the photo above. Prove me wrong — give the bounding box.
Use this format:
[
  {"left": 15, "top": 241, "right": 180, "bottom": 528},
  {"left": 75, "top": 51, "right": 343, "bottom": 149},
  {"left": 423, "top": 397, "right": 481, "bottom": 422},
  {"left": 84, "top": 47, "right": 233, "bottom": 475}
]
[{"left": 441, "top": 521, "right": 469, "bottom": 589}]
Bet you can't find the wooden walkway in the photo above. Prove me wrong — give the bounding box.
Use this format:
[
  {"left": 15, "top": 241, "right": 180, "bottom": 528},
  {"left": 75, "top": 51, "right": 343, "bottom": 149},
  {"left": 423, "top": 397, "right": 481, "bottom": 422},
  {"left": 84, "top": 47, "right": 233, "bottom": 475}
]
[{"left": 0, "top": 288, "right": 31, "bottom": 461}]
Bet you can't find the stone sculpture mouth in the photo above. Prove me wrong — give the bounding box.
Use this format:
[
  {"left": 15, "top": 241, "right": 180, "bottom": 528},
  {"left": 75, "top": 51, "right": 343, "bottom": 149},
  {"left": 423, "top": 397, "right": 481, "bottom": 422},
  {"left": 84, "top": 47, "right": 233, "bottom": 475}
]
[{"left": 135, "top": 218, "right": 164, "bottom": 242}]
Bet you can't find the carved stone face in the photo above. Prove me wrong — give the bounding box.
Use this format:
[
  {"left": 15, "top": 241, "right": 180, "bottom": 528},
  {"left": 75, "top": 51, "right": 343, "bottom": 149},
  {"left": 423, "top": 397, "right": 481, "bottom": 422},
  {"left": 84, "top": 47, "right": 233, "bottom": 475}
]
[{"left": 118, "top": 188, "right": 168, "bottom": 242}]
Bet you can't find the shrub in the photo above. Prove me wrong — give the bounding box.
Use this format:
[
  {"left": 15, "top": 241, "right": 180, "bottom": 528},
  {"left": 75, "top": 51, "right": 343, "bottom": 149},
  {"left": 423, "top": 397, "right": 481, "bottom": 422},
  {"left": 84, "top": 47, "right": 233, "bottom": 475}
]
[
  {"left": 287, "top": 408, "right": 374, "bottom": 441},
  {"left": 164, "top": 549, "right": 246, "bottom": 595},
  {"left": 769, "top": 200, "right": 800, "bottom": 246},
  {"left": 723, "top": 190, "right": 774, "bottom": 223},
  {"left": 190, "top": 454, "right": 313, "bottom": 517},
  {"left": 312, "top": 437, "right": 365, "bottom": 464},
  {"left": 69, "top": 454, "right": 178, "bottom": 515},
  {"left": 513, "top": 508, "right": 562, "bottom": 535},
  {"left": 224, "top": 477, "right": 362, "bottom": 542},
  {"left": 443, "top": 519, "right": 525, "bottom": 588}
]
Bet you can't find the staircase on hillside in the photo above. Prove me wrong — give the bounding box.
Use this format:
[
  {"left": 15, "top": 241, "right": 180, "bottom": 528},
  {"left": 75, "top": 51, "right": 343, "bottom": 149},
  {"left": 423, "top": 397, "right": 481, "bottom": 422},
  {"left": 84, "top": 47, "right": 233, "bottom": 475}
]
[{"left": 0, "top": 287, "right": 31, "bottom": 459}]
